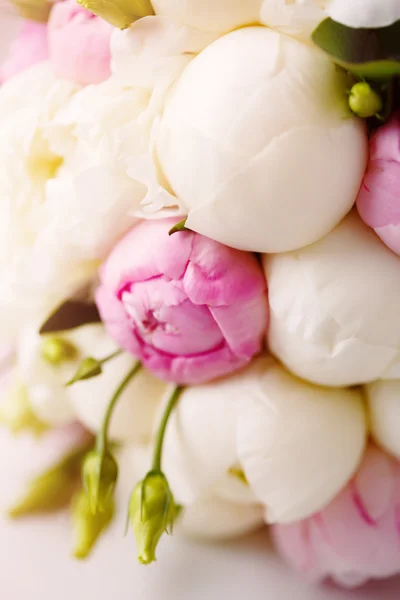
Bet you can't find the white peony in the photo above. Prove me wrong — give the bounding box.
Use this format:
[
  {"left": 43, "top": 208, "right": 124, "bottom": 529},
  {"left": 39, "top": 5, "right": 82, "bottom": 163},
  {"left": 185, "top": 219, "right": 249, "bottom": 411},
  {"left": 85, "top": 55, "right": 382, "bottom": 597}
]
[
  {"left": 236, "top": 357, "right": 367, "bottom": 523},
  {"left": 17, "top": 325, "right": 166, "bottom": 441},
  {"left": 365, "top": 381, "right": 400, "bottom": 460},
  {"left": 152, "top": 0, "right": 262, "bottom": 35},
  {"left": 156, "top": 26, "right": 367, "bottom": 253},
  {"left": 117, "top": 443, "right": 264, "bottom": 540},
  {"left": 264, "top": 212, "right": 400, "bottom": 387},
  {"left": 326, "top": 0, "right": 400, "bottom": 29}
]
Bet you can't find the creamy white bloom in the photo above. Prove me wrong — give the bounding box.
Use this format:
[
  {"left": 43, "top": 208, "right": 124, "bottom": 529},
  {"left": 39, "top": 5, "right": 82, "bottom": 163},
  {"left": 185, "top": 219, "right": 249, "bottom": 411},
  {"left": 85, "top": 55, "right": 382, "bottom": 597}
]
[
  {"left": 156, "top": 26, "right": 367, "bottom": 253},
  {"left": 365, "top": 381, "right": 400, "bottom": 460},
  {"left": 237, "top": 358, "right": 367, "bottom": 524},
  {"left": 327, "top": 0, "right": 400, "bottom": 29},
  {"left": 265, "top": 212, "right": 400, "bottom": 387},
  {"left": 117, "top": 443, "right": 263, "bottom": 540},
  {"left": 68, "top": 326, "right": 166, "bottom": 443},
  {"left": 152, "top": 0, "right": 262, "bottom": 35},
  {"left": 17, "top": 324, "right": 165, "bottom": 440},
  {"left": 260, "top": 0, "right": 325, "bottom": 39}
]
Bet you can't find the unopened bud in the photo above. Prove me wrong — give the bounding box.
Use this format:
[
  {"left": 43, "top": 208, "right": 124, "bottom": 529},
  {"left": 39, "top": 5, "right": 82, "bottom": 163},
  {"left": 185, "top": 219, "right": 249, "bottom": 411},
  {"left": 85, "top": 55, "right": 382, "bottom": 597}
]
[
  {"left": 77, "top": 0, "right": 154, "bottom": 30},
  {"left": 66, "top": 357, "right": 102, "bottom": 387},
  {"left": 82, "top": 450, "right": 118, "bottom": 514},
  {"left": 71, "top": 490, "right": 114, "bottom": 560},
  {"left": 349, "top": 82, "right": 383, "bottom": 119},
  {"left": 41, "top": 336, "right": 78, "bottom": 366},
  {"left": 129, "top": 471, "right": 181, "bottom": 565}
]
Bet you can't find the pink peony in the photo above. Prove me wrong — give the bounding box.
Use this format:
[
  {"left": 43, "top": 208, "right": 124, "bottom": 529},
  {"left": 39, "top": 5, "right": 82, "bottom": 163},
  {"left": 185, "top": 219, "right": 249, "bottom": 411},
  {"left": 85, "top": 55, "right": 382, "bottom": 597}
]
[
  {"left": 48, "top": 0, "right": 113, "bottom": 86},
  {"left": 273, "top": 445, "right": 400, "bottom": 589},
  {"left": 0, "top": 21, "right": 48, "bottom": 82},
  {"left": 95, "top": 218, "right": 268, "bottom": 385},
  {"left": 357, "top": 112, "right": 400, "bottom": 255}
]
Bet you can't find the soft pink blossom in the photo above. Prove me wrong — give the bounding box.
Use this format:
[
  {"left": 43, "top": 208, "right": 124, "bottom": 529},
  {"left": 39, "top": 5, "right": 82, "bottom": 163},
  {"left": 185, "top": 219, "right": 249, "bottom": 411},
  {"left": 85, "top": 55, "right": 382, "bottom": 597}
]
[
  {"left": 0, "top": 21, "right": 48, "bottom": 83},
  {"left": 273, "top": 445, "right": 400, "bottom": 589},
  {"left": 96, "top": 218, "right": 268, "bottom": 385},
  {"left": 48, "top": 0, "right": 113, "bottom": 85},
  {"left": 357, "top": 112, "right": 400, "bottom": 255}
]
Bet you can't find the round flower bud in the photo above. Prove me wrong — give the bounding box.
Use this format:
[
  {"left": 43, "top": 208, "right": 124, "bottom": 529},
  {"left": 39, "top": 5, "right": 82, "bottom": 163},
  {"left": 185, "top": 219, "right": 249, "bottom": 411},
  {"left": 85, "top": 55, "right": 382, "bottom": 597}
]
[
  {"left": 152, "top": 0, "right": 262, "bottom": 35},
  {"left": 365, "top": 380, "right": 400, "bottom": 460},
  {"left": 264, "top": 212, "right": 400, "bottom": 387},
  {"left": 236, "top": 358, "right": 367, "bottom": 524},
  {"left": 357, "top": 112, "right": 400, "bottom": 256},
  {"left": 273, "top": 445, "right": 400, "bottom": 588},
  {"left": 348, "top": 82, "right": 382, "bottom": 119},
  {"left": 156, "top": 26, "right": 367, "bottom": 253},
  {"left": 96, "top": 217, "right": 268, "bottom": 385}
]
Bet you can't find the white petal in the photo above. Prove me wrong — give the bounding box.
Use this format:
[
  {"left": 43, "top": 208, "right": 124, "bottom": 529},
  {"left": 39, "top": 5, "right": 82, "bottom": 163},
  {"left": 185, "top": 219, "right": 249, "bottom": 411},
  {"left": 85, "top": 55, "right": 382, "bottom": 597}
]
[
  {"left": 237, "top": 358, "right": 367, "bottom": 523},
  {"left": 327, "top": 0, "right": 400, "bottom": 28},
  {"left": 365, "top": 380, "right": 400, "bottom": 460},
  {"left": 265, "top": 212, "right": 400, "bottom": 387},
  {"left": 156, "top": 27, "right": 367, "bottom": 253}
]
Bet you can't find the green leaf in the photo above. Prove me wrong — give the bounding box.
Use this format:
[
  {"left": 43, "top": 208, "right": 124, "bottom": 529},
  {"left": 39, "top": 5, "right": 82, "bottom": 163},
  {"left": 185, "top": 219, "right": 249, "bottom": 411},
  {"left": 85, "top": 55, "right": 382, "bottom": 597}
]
[
  {"left": 39, "top": 300, "right": 101, "bottom": 335},
  {"left": 312, "top": 18, "right": 400, "bottom": 80}
]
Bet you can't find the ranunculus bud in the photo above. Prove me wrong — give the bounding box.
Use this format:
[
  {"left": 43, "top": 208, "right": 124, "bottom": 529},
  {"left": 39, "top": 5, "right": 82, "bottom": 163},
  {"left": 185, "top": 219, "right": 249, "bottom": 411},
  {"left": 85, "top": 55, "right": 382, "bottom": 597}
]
[
  {"left": 236, "top": 358, "right": 367, "bottom": 523},
  {"left": 365, "top": 380, "right": 400, "bottom": 460},
  {"left": 264, "top": 212, "right": 400, "bottom": 386},
  {"left": 96, "top": 218, "right": 268, "bottom": 385},
  {"left": 48, "top": 0, "right": 113, "bottom": 86},
  {"left": 77, "top": 0, "right": 154, "bottom": 29},
  {"left": 273, "top": 445, "right": 400, "bottom": 588},
  {"left": 357, "top": 112, "right": 400, "bottom": 256},
  {"left": 71, "top": 489, "right": 114, "bottom": 560},
  {"left": 156, "top": 27, "right": 367, "bottom": 253},
  {"left": 348, "top": 82, "right": 383, "bottom": 119},
  {"left": 152, "top": 0, "right": 261, "bottom": 35},
  {"left": 129, "top": 471, "right": 180, "bottom": 565},
  {"left": 82, "top": 450, "right": 118, "bottom": 513}
]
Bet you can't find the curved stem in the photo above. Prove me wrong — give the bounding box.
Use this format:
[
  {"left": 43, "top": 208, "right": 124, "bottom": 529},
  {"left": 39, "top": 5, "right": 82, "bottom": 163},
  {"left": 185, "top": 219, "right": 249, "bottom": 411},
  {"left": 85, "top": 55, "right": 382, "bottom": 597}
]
[
  {"left": 96, "top": 361, "right": 142, "bottom": 455},
  {"left": 99, "top": 349, "right": 123, "bottom": 366},
  {"left": 152, "top": 386, "right": 184, "bottom": 472}
]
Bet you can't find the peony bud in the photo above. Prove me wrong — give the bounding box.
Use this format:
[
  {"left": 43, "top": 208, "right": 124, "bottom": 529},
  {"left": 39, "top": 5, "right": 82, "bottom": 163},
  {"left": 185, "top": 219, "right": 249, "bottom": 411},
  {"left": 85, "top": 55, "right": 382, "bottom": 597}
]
[
  {"left": 71, "top": 489, "right": 114, "bottom": 560},
  {"left": 348, "top": 83, "right": 383, "bottom": 119},
  {"left": 82, "top": 450, "right": 118, "bottom": 514},
  {"left": 77, "top": 0, "right": 154, "bottom": 30},
  {"left": 129, "top": 471, "right": 181, "bottom": 565},
  {"left": 40, "top": 336, "right": 78, "bottom": 366}
]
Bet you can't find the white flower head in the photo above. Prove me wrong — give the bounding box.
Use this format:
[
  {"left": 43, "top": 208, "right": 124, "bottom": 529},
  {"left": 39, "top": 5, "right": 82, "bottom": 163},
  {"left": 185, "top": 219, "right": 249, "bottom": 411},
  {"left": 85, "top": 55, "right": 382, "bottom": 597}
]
[
  {"left": 366, "top": 380, "right": 400, "bottom": 460},
  {"left": 236, "top": 357, "right": 367, "bottom": 523},
  {"left": 156, "top": 26, "right": 367, "bottom": 253},
  {"left": 265, "top": 212, "right": 400, "bottom": 387}
]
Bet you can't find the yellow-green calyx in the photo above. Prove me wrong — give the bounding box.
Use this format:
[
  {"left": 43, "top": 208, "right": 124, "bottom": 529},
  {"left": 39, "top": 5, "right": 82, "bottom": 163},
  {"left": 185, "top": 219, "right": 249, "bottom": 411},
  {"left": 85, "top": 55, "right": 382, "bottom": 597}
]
[
  {"left": 67, "top": 357, "right": 102, "bottom": 386},
  {"left": 129, "top": 471, "right": 181, "bottom": 565},
  {"left": 82, "top": 450, "right": 118, "bottom": 514},
  {"left": 41, "top": 336, "right": 79, "bottom": 366},
  {"left": 76, "top": 0, "right": 154, "bottom": 29},
  {"left": 10, "top": 0, "right": 51, "bottom": 21},
  {"left": 0, "top": 376, "right": 47, "bottom": 437},
  {"left": 7, "top": 443, "right": 91, "bottom": 518},
  {"left": 71, "top": 489, "right": 115, "bottom": 560},
  {"left": 348, "top": 82, "right": 383, "bottom": 119}
]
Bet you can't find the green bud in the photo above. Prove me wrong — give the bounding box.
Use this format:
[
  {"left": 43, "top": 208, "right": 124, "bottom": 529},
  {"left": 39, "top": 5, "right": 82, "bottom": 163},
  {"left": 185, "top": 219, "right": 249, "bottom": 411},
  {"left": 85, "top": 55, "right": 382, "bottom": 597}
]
[
  {"left": 77, "top": 0, "right": 154, "bottom": 30},
  {"left": 66, "top": 357, "right": 102, "bottom": 387},
  {"left": 7, "top": 443, "right": 89, "bottom": 518},
  {"left": 82, "top": 450, "right": 118, "bottom": 514},
  {"left": 129, "top": 471, "right": 181, "bottom": 565},
  {"left": 0, "top": 376, "right": 47, "bottom": 437},
  {"left": 10, "top": 0, "right": 51, "bottom": 21},
  {"left": 71, "top": 489, "right": 114, "bottom": 560},
  {"left": 228, "top": 466, "right": 248, "bottom": 486},
  {"left": 41, "top": 336, "right": 78, "bottom": 366},
  {"left": 348, "top": 82, "right": 383, "bottom": 119}
]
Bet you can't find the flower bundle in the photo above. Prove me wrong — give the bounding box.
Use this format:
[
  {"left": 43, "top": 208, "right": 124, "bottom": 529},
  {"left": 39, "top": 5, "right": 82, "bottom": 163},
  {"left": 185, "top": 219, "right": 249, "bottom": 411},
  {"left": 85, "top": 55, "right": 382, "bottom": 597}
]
[{"left": 1, "top": 0, "right": 400, "bottom": 589}]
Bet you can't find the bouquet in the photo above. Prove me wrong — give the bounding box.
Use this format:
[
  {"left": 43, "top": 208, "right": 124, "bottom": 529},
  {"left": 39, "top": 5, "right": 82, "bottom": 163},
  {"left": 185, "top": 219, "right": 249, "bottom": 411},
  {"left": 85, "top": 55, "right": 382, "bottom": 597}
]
[{"left": 1, "top": 0, "right": 400, "bottom": 589}]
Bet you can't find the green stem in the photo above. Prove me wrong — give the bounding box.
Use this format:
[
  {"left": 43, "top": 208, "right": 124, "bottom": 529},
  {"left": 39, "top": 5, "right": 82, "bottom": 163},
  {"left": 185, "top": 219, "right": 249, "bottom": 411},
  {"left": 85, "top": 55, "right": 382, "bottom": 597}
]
[
  {"left": 99, "top": 349, "right": 123, "bottom": 366},
  {"left": 96, "top": 361, "right": 142, "bottom": 455},
  {"left": 152, "top": 386, "right": 184, "bottom": 472}
]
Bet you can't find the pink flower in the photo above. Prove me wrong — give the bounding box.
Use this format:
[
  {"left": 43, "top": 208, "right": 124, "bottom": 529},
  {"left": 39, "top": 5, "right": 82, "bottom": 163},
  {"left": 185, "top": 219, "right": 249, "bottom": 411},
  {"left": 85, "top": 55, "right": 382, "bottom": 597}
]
[
  {"left": 48, "top": 0, "right": 113, "bottom": 86},
  {"left": 357, "top": 112, "right": 400, "bottom": 255},
  {"left": 95, "top": 218, "right": 268, "bottom": 385},
  {"left": 273, "top": 445, "right": 400, "bottom": 589},
  {"left": 0, "top": 21, "right": 48, "bottom": 83}
]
